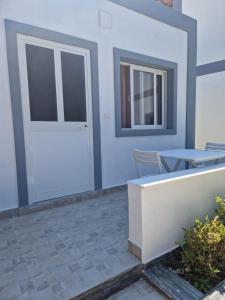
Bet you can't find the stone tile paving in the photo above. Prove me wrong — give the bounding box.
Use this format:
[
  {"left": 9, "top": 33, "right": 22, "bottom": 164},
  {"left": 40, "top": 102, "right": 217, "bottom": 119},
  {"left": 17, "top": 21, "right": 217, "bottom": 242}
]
[
  {"left": 0, "top": 190, "right": 139, "bottom": 300},
  {"left": 109, "top": 278, "right": 168, "bottom": 300}
]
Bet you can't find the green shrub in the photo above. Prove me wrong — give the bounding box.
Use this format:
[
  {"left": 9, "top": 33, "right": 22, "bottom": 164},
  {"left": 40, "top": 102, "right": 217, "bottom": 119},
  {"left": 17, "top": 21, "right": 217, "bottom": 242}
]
[
  {"left": 180, "top": 215, "right": 225, "bottom": 292},
  {"left": 216, "top": 196, "right": 225, "bottom": 224}
]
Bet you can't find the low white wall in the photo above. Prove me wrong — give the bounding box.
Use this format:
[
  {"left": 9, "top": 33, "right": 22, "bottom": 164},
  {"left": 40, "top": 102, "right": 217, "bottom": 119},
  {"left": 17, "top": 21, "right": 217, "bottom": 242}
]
[{"left": 128, "top": 165, "right": 225, "bottom": 264}]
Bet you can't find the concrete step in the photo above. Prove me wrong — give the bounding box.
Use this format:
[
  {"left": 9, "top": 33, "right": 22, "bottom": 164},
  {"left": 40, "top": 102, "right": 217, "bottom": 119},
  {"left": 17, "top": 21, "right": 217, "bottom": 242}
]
[
  {"left": 72, "top": 264, "right": 143, "bottom": 300},
  {"left": 144, "top": 263, "right": 204, "bottom": 300}
]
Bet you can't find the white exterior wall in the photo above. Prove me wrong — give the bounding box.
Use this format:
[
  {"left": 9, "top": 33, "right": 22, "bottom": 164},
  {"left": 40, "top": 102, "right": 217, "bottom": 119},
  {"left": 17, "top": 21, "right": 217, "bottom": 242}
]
[
  {"left": 195, "top": 72, "right": 225, "bottom": 148},
  {"left": 0, "top": 0, "right": 188, "bottom": 210},
  {"left": 182, "top": 0, "right": 225, "bottom": 148},
  {"left": 182, "top": 0, "right": 225, "bottom": 66}
]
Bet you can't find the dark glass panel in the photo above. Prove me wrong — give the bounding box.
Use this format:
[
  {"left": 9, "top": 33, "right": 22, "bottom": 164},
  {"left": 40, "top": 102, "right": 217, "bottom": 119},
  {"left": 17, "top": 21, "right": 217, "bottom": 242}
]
[
  {"left": 61, "top": 52, "right": 86, "bottom": 122},
  {"left": 26, "top": 44, "right": 58, "bottom": 121}
]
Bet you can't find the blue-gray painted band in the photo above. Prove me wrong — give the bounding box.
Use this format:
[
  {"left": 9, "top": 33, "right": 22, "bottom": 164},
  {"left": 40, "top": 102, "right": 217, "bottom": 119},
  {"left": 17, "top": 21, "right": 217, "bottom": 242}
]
[
  {"left": 5, "top": 19, "right": 102, "bottom": 207},
  {"left": 5, "top": 22, "right": 28, "bottom": 207},
  {"left": 114, "top": 48, "right": 177, "bottom": 137},
  {"left": 186, "top": 28, "right": 197, "bottom": 149},
  {"left": 197, "top": 60, "right": 225, "bottom": 77},
  {"left": 109, "top": 0, "right": 196, "bottom": 31},
  {"left": 110, "top": 0, "right": 197, "bottom": 148}
]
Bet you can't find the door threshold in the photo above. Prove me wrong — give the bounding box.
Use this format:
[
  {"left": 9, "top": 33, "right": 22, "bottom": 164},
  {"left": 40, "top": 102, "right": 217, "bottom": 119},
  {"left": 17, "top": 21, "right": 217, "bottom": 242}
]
[{"left": 0, "top": 185, "right": 127, "bottom": 219}]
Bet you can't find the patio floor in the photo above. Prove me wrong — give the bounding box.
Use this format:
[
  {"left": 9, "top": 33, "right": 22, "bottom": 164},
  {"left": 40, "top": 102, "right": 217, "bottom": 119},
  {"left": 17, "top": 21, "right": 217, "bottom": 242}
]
[{"left": 0, "top": 190, "right": 141, "bottom": 300}]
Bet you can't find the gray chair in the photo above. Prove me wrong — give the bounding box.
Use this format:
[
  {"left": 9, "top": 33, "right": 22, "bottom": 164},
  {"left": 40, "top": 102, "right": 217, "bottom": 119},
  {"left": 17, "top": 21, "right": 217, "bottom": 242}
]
[
  {"left": 205, "top": 142, "right": 225, "bottom": 165},
  {"left": 196, "top": 142, "right": 225, "bottom": 168},
  {"left": 133, "top": 149, "right": 163, "bottom": 178},
  {"left": 205, "top": 142, "right": 225, "bottom": 152}
]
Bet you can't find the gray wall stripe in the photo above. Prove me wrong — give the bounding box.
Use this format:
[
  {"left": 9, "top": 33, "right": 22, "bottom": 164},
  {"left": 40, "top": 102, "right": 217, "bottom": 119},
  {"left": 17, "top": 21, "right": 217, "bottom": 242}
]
[
  {"left": 109, "top": 0, "right": 196, "bottom": 31},
  {"left": 5, "top": 20, "right": 102, "bottom": 207},
  {"left": 109, "top": 0, "right": 197, "bottom": 149},
  {"left": 5, "top": 23, "right": 29, "bottom": 207},
  {"left": 197, "top": 60, "right": 225, "bottom": 77},
  {"left": 186, "top": 28, "right": 197, "bottom": 149}
]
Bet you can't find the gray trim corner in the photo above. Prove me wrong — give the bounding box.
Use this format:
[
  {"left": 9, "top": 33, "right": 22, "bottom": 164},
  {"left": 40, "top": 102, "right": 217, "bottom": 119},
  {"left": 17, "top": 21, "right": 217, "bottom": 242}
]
[
  {"left": 109, "top": 0, "right": 197, "bottom": 147},
  {"left": 114, "top": 48, "right": 178, "bottom": 137},
  {"left": 5, "top": 19, "right": 102, "bottom": 207}
]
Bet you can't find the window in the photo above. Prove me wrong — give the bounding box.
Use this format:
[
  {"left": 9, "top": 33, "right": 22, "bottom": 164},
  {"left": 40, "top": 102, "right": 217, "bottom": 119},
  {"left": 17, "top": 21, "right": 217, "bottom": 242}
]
[
  {"left": 114, "top": 48, "right": 177, "bottom": 137},
  {"left": 120, "top": 63, "right": 166, "bottom": 129}
]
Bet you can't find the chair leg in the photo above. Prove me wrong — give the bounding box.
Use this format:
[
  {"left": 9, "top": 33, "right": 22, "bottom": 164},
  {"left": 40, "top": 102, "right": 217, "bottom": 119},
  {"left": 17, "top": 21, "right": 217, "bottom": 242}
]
[
  {"left": 135, "top": 163, "right": 141, "bottom": 178},
  {"left": 160, "top": 157, "right": 172, "bottom": 173},
  {"left": 173, "top": 159, "right": 181, "bottom": 172}
]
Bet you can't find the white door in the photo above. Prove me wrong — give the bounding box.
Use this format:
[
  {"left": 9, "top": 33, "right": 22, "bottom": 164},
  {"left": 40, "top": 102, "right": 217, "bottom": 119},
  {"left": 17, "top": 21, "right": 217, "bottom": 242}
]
[{"left": 17, "top": 35, "right": 94, "bottom": 204}]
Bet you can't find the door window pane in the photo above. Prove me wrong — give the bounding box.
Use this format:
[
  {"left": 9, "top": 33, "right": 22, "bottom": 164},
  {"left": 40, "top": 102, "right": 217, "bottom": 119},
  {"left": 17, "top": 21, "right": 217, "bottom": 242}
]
[
  {"left": 26, "top": 44, "right": 58, "bottom": 121},
  {"left": 61, "top": 52, "right": 86, "bottom": 122},
  {"left": 120, "top": 65, "right": 131, "bottom": 128}
]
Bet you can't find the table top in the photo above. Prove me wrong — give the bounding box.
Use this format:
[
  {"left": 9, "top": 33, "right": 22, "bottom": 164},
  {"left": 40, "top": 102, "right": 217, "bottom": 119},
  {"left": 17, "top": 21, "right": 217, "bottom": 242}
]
[{"left": 159, "top": 149, "right": 225, "bottom": 162}]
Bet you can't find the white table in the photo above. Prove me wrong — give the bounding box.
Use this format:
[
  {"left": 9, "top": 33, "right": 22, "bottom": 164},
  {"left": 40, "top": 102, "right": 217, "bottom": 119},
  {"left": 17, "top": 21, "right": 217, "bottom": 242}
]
[{"left": 159, "top": 149, "right": 225, "bottom": 173}]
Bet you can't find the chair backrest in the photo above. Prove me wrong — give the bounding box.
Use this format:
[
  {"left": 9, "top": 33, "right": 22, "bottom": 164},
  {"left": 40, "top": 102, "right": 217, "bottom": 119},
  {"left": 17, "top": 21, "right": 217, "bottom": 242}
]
[
  {"left": 205, "top": 142, "right": 225, "bottom": 152},
  {"left": 133, "top": 149, "right": 163, "bottom": 178}
]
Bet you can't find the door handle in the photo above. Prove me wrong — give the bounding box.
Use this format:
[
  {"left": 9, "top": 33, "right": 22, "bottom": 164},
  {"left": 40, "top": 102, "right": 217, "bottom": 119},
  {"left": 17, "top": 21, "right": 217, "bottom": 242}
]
[{"left": 74, "top": 124, "right": 88, "bottom": 129}]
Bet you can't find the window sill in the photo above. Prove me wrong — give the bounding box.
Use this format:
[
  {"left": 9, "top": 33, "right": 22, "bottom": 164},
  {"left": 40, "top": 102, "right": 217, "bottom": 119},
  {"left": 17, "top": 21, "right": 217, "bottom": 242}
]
[{"left": 115, "top": 128, "right": 177, "bottom": 137}]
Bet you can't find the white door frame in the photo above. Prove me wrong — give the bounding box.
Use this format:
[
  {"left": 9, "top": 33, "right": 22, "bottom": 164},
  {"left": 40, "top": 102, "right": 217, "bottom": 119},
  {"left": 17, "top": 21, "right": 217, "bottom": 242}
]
[{"left": 17, "top": 34, "right": 95, "bottom": 203}]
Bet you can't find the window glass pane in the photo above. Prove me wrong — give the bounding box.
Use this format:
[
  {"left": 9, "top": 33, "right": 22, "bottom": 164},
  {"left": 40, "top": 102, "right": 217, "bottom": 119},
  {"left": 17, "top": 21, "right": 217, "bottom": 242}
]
[
  {"left": 61, "top": 52, "right": 86, "bottom": 122},
  {"left": 143, "top": 71, "right": 154, "bottom": 125},
  {"left": 26, "top": 44, "right": 58, "bottom": 121},
  {"left": 133, "top": 70, "right": 142, "bottom": 125},
  {"left": 133, "top": 70, "right": 154, "bottom": 125},
  {"left": 120, "top": 65, "right": 131, "bottom": 128},
  {"left": 156, "top": 75, "right": 163, "bottom": 125}
]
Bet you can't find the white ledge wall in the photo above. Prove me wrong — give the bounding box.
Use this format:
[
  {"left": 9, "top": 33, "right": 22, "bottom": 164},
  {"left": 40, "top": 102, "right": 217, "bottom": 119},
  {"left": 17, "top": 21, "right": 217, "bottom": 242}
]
[{"left": 128, "top": 165, "right": 225, "bottom": 264}]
